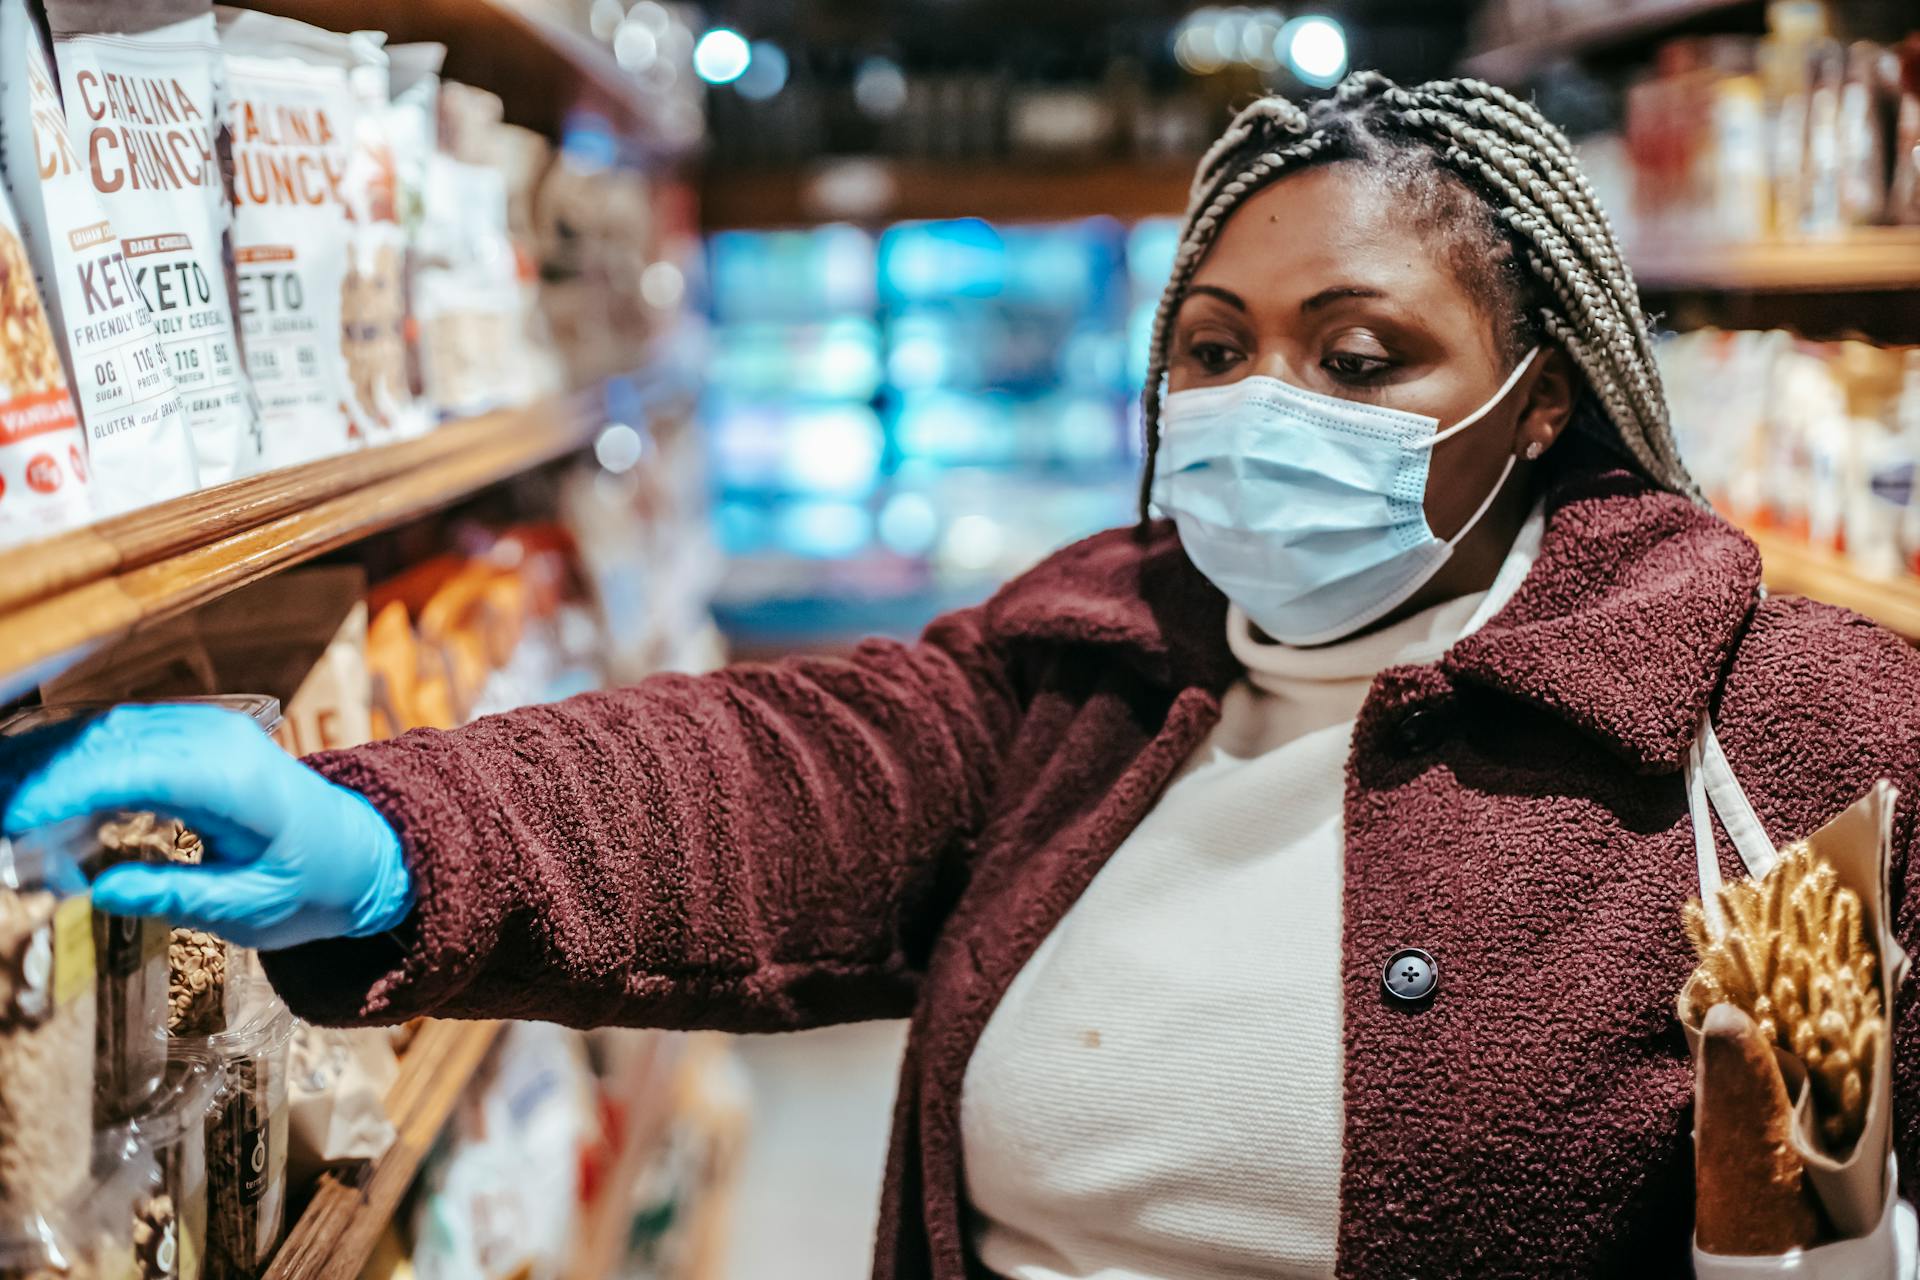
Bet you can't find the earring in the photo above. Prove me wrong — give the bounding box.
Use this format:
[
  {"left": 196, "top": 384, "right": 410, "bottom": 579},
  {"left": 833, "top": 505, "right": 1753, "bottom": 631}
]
[{"left": 1524, "top": 441, "right": 1545, "bottom": 461}]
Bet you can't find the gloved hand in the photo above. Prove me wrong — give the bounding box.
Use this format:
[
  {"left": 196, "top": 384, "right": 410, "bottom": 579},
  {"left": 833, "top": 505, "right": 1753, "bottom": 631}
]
[{"left": 2, "top": 704, "right": 413, "bottom": 950}]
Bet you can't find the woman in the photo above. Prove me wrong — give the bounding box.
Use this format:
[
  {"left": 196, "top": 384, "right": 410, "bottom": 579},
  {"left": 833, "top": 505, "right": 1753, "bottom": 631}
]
[{"left": 10, "top": 72, "right": 1920, "bottom": 1278}]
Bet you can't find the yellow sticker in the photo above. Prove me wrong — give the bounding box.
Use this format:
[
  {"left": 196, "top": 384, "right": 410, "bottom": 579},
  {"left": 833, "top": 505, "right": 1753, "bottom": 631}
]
[{"left": 53, "top": 893, "right": 94, "bottom": 1009}]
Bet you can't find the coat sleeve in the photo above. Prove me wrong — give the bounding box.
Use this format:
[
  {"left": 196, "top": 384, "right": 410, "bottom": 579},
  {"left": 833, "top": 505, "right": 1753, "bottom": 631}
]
[{"left": 257, "top": 607, "right": 1021, "bottom": 1032}]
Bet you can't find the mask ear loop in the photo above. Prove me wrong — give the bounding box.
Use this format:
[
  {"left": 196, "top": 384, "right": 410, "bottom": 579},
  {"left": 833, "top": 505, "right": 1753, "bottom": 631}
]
[
  {"left": 1414, "top": 346, "right": 1541, "bottom": 452},
  {"left": 1408, "top": 347, "right": 1541, "bottom": 551}
]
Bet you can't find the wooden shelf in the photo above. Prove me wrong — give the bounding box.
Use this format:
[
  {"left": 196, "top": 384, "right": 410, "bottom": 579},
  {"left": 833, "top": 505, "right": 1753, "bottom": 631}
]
[
  {"left": 234, "top": 0, "right": 652, "bottom": 141},
  {"left": 1631, "top": 229, "right": 1920, "bottom": 293},
  {"left": 0, "top": 366, "right": 689, "bottom": 701},
  {"left": 1462, "top": 0, "right": 1757, "bottom": 82},
  {"left": 264, "top": 1020, "right": 503, "bottom": 1280},
  {"left": 701, "top": 159, "right": 1194, "bottom": 230},
  {"left": 1747, "top": 528, "right": 1920, "bottom": 639}
]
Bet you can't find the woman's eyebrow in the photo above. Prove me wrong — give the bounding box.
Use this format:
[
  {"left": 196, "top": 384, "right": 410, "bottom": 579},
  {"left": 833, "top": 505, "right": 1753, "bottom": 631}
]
[
  {"left": 1184, "top": 283, "right": 1247, "bottom": 311},
  {"left": 1301, "top": 285, "right": 1387, "bottom": 312}
]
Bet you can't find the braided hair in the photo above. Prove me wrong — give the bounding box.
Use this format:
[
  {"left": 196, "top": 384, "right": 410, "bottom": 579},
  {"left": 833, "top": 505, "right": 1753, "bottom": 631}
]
[{"left": 1139, "top": 71, "right": 1696, "bottom": 517}]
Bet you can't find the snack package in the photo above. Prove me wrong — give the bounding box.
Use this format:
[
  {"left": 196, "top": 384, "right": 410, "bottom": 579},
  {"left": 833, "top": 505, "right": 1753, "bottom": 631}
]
[
  {"left": 179, "top": 970, "right": 291, "bottom": 1280},
  {"left": 0, "top": 820, "right": 95, "bottom": 1212},
  {"left": 44, "top": 0, "right": 260, "bottom": 485},
  {"left": 0, "top": 164, "right": 90, "bottom": 546},
  {"left": 0, "top": 0, "right": 197, "bottom": 517},
  {"left": 285, "top": 1025, "right": 395, "bottom": 1189},
  {"left": 339, "top": 36, "right": 429, "bottom": 446},
  {"left": 214, "top": 7, "right": 359, "bottom": 469},
  {"left": 414, "top": 83, "right": 518, "bottom": 420},
  {"left": 383, "top": 43, "right": 442, "bottom": 436}
]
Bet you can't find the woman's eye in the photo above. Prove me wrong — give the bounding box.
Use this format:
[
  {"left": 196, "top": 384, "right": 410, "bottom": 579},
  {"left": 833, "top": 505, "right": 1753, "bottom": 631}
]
[
  {"left": 1322, "top": 350, "right": 1394, "bottom": 382},
  {"left": 1188, "top": 341, "right": 1240, "bottom": 375}
]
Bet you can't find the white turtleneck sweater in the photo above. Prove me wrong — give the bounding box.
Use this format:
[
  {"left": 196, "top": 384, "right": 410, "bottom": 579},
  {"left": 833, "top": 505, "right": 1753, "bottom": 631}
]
[{"left": 957, "top": 505, "right": 1545, "bottom": 1280}]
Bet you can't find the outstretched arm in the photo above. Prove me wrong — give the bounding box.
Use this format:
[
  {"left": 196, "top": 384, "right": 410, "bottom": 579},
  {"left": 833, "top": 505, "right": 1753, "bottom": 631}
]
[{"left": 5, "top": 607, "right": 1021, "bottom": 1032}]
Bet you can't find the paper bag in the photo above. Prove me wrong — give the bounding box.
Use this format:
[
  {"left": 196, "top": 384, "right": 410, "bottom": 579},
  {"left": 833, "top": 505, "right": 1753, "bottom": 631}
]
[
  {"left": 287, "top": 1024, "right": 399, "bottom": 1187},
  {"left": 1688, "top": 782, "right": 1914, "bottom": 1262}
]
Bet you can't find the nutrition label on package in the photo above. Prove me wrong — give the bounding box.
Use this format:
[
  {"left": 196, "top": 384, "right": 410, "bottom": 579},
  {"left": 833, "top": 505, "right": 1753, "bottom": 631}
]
[{"left": 119, "top": 231, "right": 252, "bottom": 448}]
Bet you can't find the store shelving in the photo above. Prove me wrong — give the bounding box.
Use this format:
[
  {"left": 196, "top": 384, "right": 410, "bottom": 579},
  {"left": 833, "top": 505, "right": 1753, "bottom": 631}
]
[
  {"left": 701, "top": 159, "right": 1195, "bottom": 229},
  {"left": 1746, "top": 528, "right": 1920, "bottom": 640},
  {"left": 1461, "top": 0, "right": 1758, "bottom": 82},
  {"left": 1631, "top": 229, "right": 1920, "bottom": 293},
  {"left": 0, "top": 363, "right": 690, "bottom": 701},
  {"left": 263, "top": 1020, "right": 504, "bottom": 1280},
  {"left": 235, "top": 0, "right": 648, "bottom": 138}
]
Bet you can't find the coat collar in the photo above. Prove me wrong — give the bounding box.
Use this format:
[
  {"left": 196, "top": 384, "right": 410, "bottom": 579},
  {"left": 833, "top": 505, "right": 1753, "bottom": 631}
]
[{"left": 984, "top": 453, "right": 1761, "bottom": 773}]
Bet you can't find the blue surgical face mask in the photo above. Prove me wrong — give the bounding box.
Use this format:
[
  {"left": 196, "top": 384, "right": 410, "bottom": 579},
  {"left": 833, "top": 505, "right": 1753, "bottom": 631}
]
[{"left": 1150, "top": 348, "right": 1539, "bottom": 647}]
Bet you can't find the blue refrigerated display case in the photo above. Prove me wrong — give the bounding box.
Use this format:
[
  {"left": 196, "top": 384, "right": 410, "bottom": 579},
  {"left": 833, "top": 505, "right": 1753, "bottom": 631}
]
[{"left": 705, "top": 215, "right": 1180, "bottom": 648}]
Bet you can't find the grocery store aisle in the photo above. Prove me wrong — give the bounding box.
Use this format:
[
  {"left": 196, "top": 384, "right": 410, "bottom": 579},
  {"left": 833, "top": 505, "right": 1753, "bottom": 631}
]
[{"left": 723, "top": 1020, "right": 910, "bottom": 1280}]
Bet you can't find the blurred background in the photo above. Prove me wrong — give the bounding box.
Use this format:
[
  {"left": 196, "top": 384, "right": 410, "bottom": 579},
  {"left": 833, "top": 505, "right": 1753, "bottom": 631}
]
[{"left": 3, "top": 0, "right": 1917, "bottom": 1277}]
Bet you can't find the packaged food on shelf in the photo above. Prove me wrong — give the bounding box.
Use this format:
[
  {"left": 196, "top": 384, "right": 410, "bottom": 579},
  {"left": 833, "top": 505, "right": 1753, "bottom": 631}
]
[
  {"left": 215, "top": 7, "right": 362, "bottom": 470},
  {"left": 0, "top": 817, "right": 94, "bottom": 1212},
  {"left": 44, "top": 0, "right": 260, "bottom": 485},
  {"left": 0, "top": 1154, "right": 141, "bottom": 1280},
  {"left": 285, "top": 1025, "right": 395, "bottom": 1189},
  {"left": 340, "top": 37, "right": 430, "bottom": 446},
  {"left": 407, "top": 1023, "right": 595, "bottom": 1280},
  {"left": 0, "top": 150, "right": 90, "bottom": 547},
  {"left": 415, "top": 83, "right": 523, "bottom": 420},
  {"left": 1896, "top": 35, "right": 1920, "bottom": 225},
  {"left": 381, "top": 43, "right": 443, "bottom": 437},
  {"left": 87, "top": 813, "right": 175, "bottom": 1125},
  {"left": 1663, "top": 329, "right": 1920, "bottom": 581},
  {"left": 0, "top": 0, "right": 197, "bottom": 518},
  {"left": 127, "top": 1051, "right": 224, "bottom": 1280},
  {"left": 179, "top": 970, "right": 291, "bottom": 1280}
]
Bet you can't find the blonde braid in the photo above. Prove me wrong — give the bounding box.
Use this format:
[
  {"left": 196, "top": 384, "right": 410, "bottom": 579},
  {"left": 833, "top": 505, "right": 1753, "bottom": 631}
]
[{"left": 1139, "top": 71, "right": 1699, "bottom": 520}]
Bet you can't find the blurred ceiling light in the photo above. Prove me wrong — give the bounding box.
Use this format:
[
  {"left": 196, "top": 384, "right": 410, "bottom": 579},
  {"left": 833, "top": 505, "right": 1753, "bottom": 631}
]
[
  {"left": 613, "top": 19, "right": 659, "bottom": 70},
  {"left": 589, "top": 0, "right": 625, "bottom": 41},
  {"left": 853, "top": 56, "right": 908, "bottom": 117},
  {"left": 627, "top": 0, "right": 670, "bottom": 33},
  {"left": 1175, "top": 5, "right": 1293, "bottom": 76},
  {"left": 734, "top": 40, "right": 789, "bottom": 100},
  {"left": 1241, "top": 10, "right": 1283, "bottom": 70},
  {"left": 1283, "top": 15, "right": 1347, "bottom": 86},
  {"left": 877, "top": 492, "right": 939, "bottom": 557},
  {"left": 593, "top": 422, "right": 646, "bottom": 473},
  {"left": 639, "top": 260, "right": 685, "bottom": 308},
  {"left": 693, "top": 27, "right": 752, "bottom": 85}
]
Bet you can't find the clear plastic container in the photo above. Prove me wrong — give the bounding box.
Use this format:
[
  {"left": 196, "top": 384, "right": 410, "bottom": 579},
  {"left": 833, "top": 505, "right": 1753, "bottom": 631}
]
[
  {"left": 176, "top": 973, "right": 292, "bottom": 1280},
  {"left": 128, "top": 1052, "right": 224, "bottom": 1280},
  {"left": 0, "top": 699, "right": 282, "bottom": 1120},
  {"left": 0, "top": 1127, "right": 142, "bottom": 1280},
  {"left": 0, "top": 826, "right": 95, "bottom": 1213}
]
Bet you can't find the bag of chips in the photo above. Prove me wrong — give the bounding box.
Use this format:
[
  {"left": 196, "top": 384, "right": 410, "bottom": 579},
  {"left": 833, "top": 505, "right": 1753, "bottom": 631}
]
[{"left": 44, "top": 0, "right": 260, "bottom": 485}]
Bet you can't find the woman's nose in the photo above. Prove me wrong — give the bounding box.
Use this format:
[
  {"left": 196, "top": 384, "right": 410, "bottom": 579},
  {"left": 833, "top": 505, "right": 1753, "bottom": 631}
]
[{"left": 1249, "top": 352, "right": 1305, "bottom": 384}]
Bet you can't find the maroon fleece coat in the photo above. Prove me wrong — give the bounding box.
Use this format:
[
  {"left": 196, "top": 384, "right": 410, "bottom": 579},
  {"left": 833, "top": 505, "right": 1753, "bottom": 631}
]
[{"left": 264, "top": 451, "right": 1920, "bottom": 1279}]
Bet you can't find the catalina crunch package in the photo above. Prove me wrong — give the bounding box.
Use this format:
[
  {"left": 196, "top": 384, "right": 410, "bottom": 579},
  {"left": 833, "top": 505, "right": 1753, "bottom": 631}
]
[
  {"left": 0, "top": 0, "right": 198, "bottom": 516},
  {"left": 215, "top": 7, "right": 358, "bottom": 468},
  {"left": 45, "top": 0, "right": 260, "bottom": 485}
]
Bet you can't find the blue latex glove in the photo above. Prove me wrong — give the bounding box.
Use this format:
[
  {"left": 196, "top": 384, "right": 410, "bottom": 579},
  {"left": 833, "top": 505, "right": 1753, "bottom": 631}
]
[{"left": 2, "top": 704, "right": 413, "bottom": 950}]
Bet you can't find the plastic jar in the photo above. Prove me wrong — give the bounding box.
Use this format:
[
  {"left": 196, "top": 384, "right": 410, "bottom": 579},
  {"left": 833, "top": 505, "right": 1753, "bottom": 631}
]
[
  {"left": 127, "top": 1052, "right": 224, "bottom": 1280},
  {"left": 0, "top": 822, "right": 95, "bottom": 1212},
  {"left": 0, "top": 698, "right": 282, "bottom": 1121},
  {"left": 176, "top": 972, "right": 293, "bottom": 1280}
]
